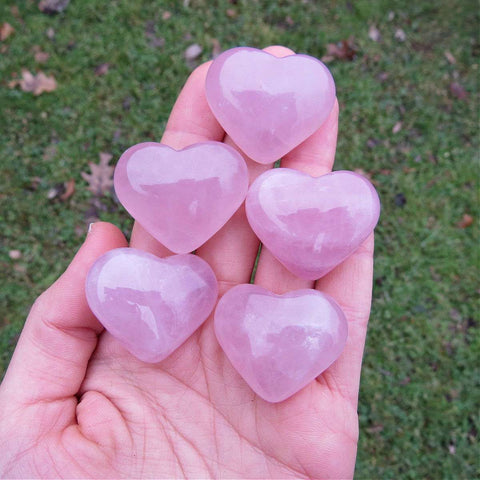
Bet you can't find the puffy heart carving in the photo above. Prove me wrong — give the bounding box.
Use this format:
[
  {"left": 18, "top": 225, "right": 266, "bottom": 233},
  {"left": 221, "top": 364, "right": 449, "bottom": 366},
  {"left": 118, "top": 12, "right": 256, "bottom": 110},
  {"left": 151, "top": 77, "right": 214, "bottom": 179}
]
[
  {"left": 114, "top": 141, "right": 249, "bottom": 254},
  {"left": 214, "top": 284, "right": 347, "bottom": 403},
  {"left": 86, "top": 248, "right": 218, "bottom": 363},
  {"left": 246, "top": 169, "right": 381, "bottom": 280},
  {"left": 205, "top": 47, "right": 336, "bottom": 164}
]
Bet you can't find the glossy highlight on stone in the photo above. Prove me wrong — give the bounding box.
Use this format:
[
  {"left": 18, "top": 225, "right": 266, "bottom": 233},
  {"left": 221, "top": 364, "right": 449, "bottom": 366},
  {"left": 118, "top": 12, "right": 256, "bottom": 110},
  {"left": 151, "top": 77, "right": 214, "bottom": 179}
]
[
  {"left": 114, "top": 141, "right": 249, "bottom": 254},
  {"left": 246, "top": 169, "right": 381, "bottom": 280},
  {"left": 86, "top": 248, "right": 218, "bottom": 363},
  {"left": 205, "top": 47, "right": 336, "bottom": 164},
  {"left": 214, "top": 284, "right": 347, "bottom": 403}
]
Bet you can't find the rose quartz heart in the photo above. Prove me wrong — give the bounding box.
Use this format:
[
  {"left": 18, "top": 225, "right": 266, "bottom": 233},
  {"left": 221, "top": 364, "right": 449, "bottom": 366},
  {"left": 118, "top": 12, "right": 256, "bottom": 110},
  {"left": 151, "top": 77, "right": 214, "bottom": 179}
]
[
  {"left": 205, "top": 47, "right": 335, "bottom": 164},
  {"left": 86, "top": 248, "right": 218, "bottom": 363},
  {"left": 114, "top": 141, "right": 248, "bottom": 254},
  {"left": 246, "top": 169, "right": 381, "bottom": 280},
  {"left": 214, "top": 284, "right": 347, "bottom": 402}
]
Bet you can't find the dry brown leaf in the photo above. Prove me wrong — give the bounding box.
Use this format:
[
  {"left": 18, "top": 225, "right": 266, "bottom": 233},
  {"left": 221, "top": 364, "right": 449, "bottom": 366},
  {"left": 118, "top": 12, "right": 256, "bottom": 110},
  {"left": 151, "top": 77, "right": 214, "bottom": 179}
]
[
  {"left": 60, "top": 179, "right": 75, "bottom": 201},
  {"left": 13, "top": 70, "right": 57, "bottom": 95},
  {"left": 0, "top": 22, "right": 14, "bottom": 41},
  {"left": 450, "top": 82, "right": 467, "bottom": 100},
  {"left": 34, "top": 50, "right": 50, "bottom": 63},
  {"left": 444, "top": 50, "right": 456, "bottom": 65},
  {"left": 39, "top": 0, "right": 70, "bottom": 14},
  {"left": 456, "top": 214, "right": 473, "bottom": 229},
  {"left": 94, "top": 63, "right": 110, "bottom": 76},
  {"left": 368, "top": 25, "right": 381, "bottom": 42},
  {"left": 322, "top": 37, "right": 357, "bottom": 62},
  {"left": 81, "top": 152, "right": 114, "bottom": 196}
]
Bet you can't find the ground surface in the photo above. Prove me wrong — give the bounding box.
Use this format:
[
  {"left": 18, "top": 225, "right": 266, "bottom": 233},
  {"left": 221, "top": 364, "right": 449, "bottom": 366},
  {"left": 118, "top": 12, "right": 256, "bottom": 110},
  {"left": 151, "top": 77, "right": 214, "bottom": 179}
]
[{"left": 0, "top": 1, "right": 478, "bottom": 478}]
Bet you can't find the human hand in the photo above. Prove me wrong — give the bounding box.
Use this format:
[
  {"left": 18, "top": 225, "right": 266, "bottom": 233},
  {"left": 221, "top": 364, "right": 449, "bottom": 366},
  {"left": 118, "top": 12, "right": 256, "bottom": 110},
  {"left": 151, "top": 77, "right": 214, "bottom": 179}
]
[{"left": 0, "top": 46, "right": 374, "bottom": 479}]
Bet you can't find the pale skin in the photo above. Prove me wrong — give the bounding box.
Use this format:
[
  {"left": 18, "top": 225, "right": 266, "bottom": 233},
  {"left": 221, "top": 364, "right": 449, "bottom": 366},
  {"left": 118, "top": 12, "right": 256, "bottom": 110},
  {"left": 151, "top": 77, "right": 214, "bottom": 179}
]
[{"left": 0, "top": 46, "right": 374, "bottom": 479}]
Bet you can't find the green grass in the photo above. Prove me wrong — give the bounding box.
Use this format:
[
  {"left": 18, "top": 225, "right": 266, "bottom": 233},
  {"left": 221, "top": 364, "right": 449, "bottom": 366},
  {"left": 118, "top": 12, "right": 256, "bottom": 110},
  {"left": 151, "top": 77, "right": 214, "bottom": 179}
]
[{"left": 0, "top": 0, "right": 478, "bottom": 478}]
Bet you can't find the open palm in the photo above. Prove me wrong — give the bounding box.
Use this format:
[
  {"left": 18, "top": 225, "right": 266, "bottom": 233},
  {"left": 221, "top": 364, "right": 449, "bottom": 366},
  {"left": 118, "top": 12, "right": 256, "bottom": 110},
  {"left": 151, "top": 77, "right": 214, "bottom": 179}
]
[{"left": 0, "top": 46, "right": 374, "bottom": 479}]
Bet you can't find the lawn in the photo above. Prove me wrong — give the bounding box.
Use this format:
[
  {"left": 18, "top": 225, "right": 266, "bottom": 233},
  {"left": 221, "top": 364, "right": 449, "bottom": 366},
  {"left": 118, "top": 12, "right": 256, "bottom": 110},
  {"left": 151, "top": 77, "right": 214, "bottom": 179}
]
[{"left": 0, "top": 0, "right": 478, "bottom": 478}]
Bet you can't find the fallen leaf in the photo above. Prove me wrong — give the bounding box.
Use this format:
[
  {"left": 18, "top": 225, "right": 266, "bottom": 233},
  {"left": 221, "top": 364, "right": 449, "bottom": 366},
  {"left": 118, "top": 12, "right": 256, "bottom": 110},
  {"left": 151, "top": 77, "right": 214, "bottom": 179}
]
[
  {"left": 60, "top": 179, "right": 75, "bottom": 201},
  {"left": 429, "top": 266, "right": 441, "bottom": 282},
  {"left": 13, "top": 264, "right": 27, "bottom": 274},
  {"left": 444, "top": 50, "right": 456, "bottom": 65},
  {"left": 368, "top": 25, "right": 381, "bottom": 42},
  {"left": 377, "top": 71, "right": 389, "bottom": 82},
  {"left": 456, "top": 214, "right": 473, "bottom": 228},
  {"left": 162, "top": 11, "right": 171, "bottom": 20},
  {"left": 211, "top": 38, "right": 221, "bottom": 59},
  {"left": 39, "top": 0, "right": 70, "bottom": 14},
  {"left": 9, "top": 250, "right": 22, "bottom": 260},
  {"left": 185, "top": 43, "right": 202, "bottom": 60},
  {"left": 94, "top": 63, "right": 110, "bottom": 76},
  {"left": 43, "top": 144, "right": 57, "bottom": 161},
  {"left": 367, "top": 424, "right": 384, "bottom": 434},
  {"left": 34, "top": 50, "right": 50, "bottom": 63},
  {"left": 395, "top": 28, "right": 406, "bottom": 42},
  {"left": 30, "top": 176, "right": 43, "bottom": 190},
  {"left": 322, "top": 37, "right": 358, "bottom": 62},
  {"left": 149, "top": 35, "right": 165, "bottom": 48},
  {"left": 450, "top": 82, "right": 467, "bottom": 100},
  {"left": 392, "top": 121, "right": 402, "bottom": 133},
  {"left": 15, "top": 70, "right": 57, "bottom": 95},
  {"left": 0, "top": 22, "right": 14, "bottom": 41},
  {"left": 81, "top": 152, "right": 114, "bottom": 196}
]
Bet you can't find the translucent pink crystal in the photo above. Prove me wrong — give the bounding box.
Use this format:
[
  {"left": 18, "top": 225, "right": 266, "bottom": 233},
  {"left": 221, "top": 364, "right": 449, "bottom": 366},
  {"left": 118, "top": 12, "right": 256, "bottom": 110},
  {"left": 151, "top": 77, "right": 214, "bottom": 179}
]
[
  {"left": 205, "top": 47, "right": 336, "bottom": 164},
  {"left": 214, "top": 284, "right": 347, "bottom": 403},
  {"left": 86, "top": 248, "right": 218, "bottom": 363},
  {"left": 246, "top": 169, "right": 381, "bottom": 280},
  {"left": 114, "top": 141, "right": 248, "bottom": 254}
]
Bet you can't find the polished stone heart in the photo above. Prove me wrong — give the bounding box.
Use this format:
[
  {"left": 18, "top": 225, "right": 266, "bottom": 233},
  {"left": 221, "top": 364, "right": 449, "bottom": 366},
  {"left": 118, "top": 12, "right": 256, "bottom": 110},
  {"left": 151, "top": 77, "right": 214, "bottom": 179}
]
[
  {"left": 246, "top": 169, "right": 381, "bottom": 280},
  {"left": 114, "top": 141, "right": 248, "bottom": 254},
  {"left": 86, "top": 248, "right": 218, "bottom": 363},
  {"left": 214, "top": 284, "right": 347, "bottom": 403},
  {"left": 205, "top": 47, "right": 335, "bottom": 164}
]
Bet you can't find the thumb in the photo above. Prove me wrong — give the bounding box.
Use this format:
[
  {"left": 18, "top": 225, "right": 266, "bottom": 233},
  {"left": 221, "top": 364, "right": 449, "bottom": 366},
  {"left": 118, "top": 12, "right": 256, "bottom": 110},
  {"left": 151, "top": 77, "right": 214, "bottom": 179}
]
[{"left": 0, "top": 222, "right": 127, "bottom": 405}]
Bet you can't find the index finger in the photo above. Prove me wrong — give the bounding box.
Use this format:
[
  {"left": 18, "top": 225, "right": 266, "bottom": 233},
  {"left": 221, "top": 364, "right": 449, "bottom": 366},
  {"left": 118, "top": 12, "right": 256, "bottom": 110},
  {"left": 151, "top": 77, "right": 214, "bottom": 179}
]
[{"left": 130, "top": 62, "right": 224, "bottom": 256}]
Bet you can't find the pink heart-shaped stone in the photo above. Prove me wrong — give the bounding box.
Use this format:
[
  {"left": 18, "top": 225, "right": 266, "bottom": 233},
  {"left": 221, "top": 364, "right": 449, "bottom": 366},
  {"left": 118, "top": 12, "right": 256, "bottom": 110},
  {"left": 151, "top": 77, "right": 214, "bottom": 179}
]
[
  {"left": 114, "top": 141, "right": 249, "bottom": 254},
  {"left": 214, "top": 284, "right": 347, "bottom": 402},
  {"left": 246, "top": 169, "right": 381, "bottom": 280},
  {"left": 205, "top": 47, "right": 335, "bottom": 164},
  {"left": 86, "top": 248, "right": 218, "bottom": 363}
]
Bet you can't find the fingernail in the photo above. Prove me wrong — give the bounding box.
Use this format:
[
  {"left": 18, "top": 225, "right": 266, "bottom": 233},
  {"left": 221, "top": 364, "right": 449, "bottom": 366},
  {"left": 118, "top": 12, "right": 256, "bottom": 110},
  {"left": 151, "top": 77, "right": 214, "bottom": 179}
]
[{"left": 87, "top": 222, "right": 96, "bottom": 235}]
